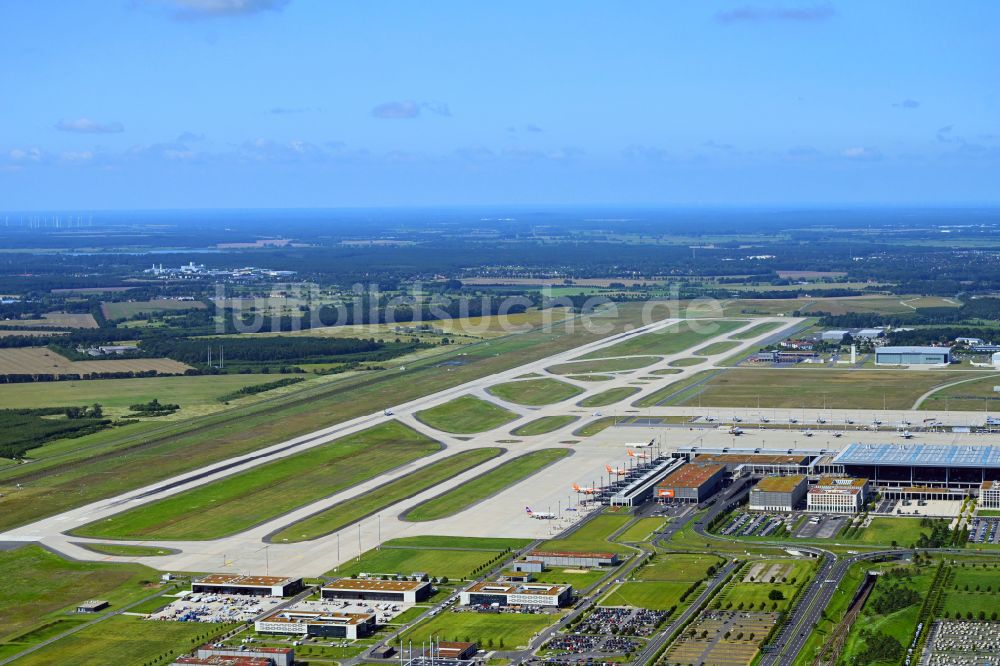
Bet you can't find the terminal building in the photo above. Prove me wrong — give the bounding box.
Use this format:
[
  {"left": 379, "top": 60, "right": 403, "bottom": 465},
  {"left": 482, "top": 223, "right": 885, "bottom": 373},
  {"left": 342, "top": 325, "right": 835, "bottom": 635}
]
[
  {"left": 691, "top": 453, "right": 812, "bottom": 476},
  {"left": 526, "top": 550, "right": 620, "bottom": 568},
  {"left": 322, "top": 579, "right": 432, "bottom": 604},
  {"left": 655, "top": 463, "right": 726, "bottom": 503},
  {"left": 460, "top": 581, "right": 572, "bottom": 607},
  {"left": 833, "top": 443, "right": 1000, "bottom": 488},
  {"left": 875, "top": 346, "right": 952, "bottom": 365},
  {"left": 256, "top": 610, "right": 377, "bottom": 639},
  {"left": 806, "top": 477, "right": 870, "bottom": 513},
  {"left": 192, "top": 575, "right": 304, "bottom": 598},
  {"left": 749, "top": 475, "right": 808, "bottom": 511},
  {"left": 981, "top": 480, "right": 1000, "bottom": 509}
]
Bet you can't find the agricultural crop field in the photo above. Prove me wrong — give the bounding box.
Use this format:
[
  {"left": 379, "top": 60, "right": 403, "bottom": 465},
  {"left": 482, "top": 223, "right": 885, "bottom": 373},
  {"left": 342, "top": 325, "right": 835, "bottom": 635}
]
[
  {"left": 403, "top": 448, "right": 569, "bottom": 522},
  {"left": 547, "top": 356, "right": 661, "bottom": 375},
  {"left": 0, "top": 312, "right": 98, "bottom": 329},
  {"left": 511, "top": 415, "right": 579, "bottom": 436},
  {"left": 271, "top": 447, "right": 503, "bottom": 542},
  {"left": 402, "top": 610, "right": 558, "bottom": 649},
  {"left": 100, "top": 299, "right": 206, "bottom": 320},
  {"left": 0, "top": 347, "right": 191, "bottom": 377},
  {"left": 71, "top": 421, "right": 441, "bottom": 540},
  {"left": 671, "top": 368, "right": 980, "bottom": 410},
  {"left": 578, "top": 387, "right": 641, "bottom": 407},
  {"left": 578, "top": 319, "right": 747, "bottom": 359},
  {"left": 416, "top": 395, "right": 520, "bottom": 432},
  {"left": 487, "top": 377, "right": 584, "bottom": 405}
]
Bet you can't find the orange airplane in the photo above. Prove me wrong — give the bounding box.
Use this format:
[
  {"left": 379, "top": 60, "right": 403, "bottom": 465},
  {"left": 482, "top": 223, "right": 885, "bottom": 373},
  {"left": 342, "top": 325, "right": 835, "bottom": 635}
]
[
  {"left": 606, "top": 464, "right": 627, "bottom": 476},
  {"left": 627, "top": 448, "right": 649, "bottom": 460},
  {"left": 572, "top": 482, "right": 599, "bottom": 494}
]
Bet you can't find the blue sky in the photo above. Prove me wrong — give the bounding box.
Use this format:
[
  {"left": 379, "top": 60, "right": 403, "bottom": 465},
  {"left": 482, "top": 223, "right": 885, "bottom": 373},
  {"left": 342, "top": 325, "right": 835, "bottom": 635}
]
[{"left": 1, "top": 0, "right": 998, "bottom": 209}]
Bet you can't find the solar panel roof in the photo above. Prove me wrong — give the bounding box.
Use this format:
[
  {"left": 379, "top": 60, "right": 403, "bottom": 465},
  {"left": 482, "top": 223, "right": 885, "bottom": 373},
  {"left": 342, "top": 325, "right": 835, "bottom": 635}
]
[{"left": 833, "top": 443, "right": 1000, "bottom": 468}]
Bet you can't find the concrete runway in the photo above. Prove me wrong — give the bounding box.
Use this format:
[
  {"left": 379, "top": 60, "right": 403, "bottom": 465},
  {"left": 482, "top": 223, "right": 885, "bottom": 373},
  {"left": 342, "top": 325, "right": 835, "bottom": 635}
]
[{"left": 4, "top": 315, "right": 997, "bottom": 577}]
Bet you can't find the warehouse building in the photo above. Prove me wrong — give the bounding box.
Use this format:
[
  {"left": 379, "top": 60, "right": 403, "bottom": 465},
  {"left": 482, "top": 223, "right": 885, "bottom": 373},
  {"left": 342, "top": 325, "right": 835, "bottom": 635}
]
[
  {"left": 431, "top": 642, "right": 478, "bottom": 660},
  {"left": 460, "top": 581, "right": 572, "bottom": 607},
  {"left": 749, "top": 475, "right": 808, "bottom": 511},
  {"left": 256, "top": 610, "right": 376, "bottom": 639},
  {"left": 192, "top": 575, "right": 304, "bottom": 598},
  {"left": 981, "top": 480, "right": 1000, "bottom": 509},
  {"left": 821, "top": 330, "right": 849, "bottom": 342},
  {"left": 875, "top": 346, "right": 952, "bottom": 366},
  {"left": 655, "top": 463, "right": 727, "bottom": 503},
  {"left": 525, "top": 550, "right": 620, "bottom": 568},
  {"left": 76, "top": 599, "right": 109, "bottom": 614},
  {"left": 178, "top": 646, "right": 294, "bottom": 666},
  {"left": 807, "top": 477, "right": 869, "bottom": 513},
  {"left": 321, "top": 578, "right": 431, "bottom": 604},
  {"left": 833, "top": 443, "right": 1000, "bottom": 488}
]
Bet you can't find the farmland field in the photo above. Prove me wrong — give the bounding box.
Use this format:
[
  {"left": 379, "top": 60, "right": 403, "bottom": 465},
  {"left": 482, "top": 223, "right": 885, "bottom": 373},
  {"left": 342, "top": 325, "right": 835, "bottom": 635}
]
[
  {"left": 578, "top": 319, "right": 747, "bottom": 359},
  {"left": 0, "top": 313, "right": 98, "bottom": 329},
  {"left": 487, "top": 378, "right": 584, "bottom": 405},
  {"left": 0, "top": 347, "right": 191, "bottom": 377},
  {"left": 403, "top": 448, "right": 569, "bottom": 522},
  {"left": 100, "top": 299, "right": 206, "bottom": 320},
  {"left": 416, "top": 395, "right": 520, "bottom": 433},
  {"left": 71, "top": 421, "right": 441, "bottom": 540},
  {"left": 271, "top": 447, "right": 503, "bottom": 542}
]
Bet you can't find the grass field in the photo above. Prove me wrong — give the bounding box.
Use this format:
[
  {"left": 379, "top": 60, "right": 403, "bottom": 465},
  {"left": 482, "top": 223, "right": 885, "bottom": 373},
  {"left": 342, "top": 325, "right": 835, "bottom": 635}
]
[
  {"left": 10, "top": 614, "right": 229, "bottom": 666},
  {"left": 600, "top": 581, "right": 690, "bottom": 610},
  {"left": 565, "top": 373, "right": 614, "bottom": 381},
  {"left": 672, "top": 368, "right": 980, "bottom": 410},
  {"left": 692, "top": 340, "right": 741, "bottom": 356},
  {"left": 71, "top": 421, "right": 441, "bottom": 540},
  {"left": 511, "top": 415, "right": 579, "bottom": 436},
  {"left": 941, "top": 564, "right": 1000, "bottom": 617},
  {"left": 0, "top": 302, "right": 673, "bottom": 533},
  {"left": 843, "top": 518, "right": 931, "bottom": 546},
  {"left": 668, "top": 357, "right": 705, "bottom": 367},
  {"left": 75, "top": 543, "right": 176, "bottom": 557},
  {"left": 572, "top": 416, "right": 619, "bottom": 437},
  {"left": 272, "top": 447, "right": 503, "bottom": 542},
  {"left": 1, "top": 312, "right": 98, "bottom": 329},
  {"left": 487, "top": 378, "right": 584, "bottom": 405},
  {"left": 633, "top": 370, "right": 718, "bottom": 407},
  {"left": 729, "top": 322, "right": 785, "bottom": 339},
  {"left": 578, "top": 319, "right": 747, "bottom": 359},
  {"left": 101, "top": 299, "right": 206, "bottom": 321},
  {"left": 917, "top": 373, "right": 1000, "bottom": 410},
  {"left": 0, "top": 373, "right": 280, "bottom": 419},
  {"left": 415, "top": 395, "right": 520, "bottom": 433},
  {"left": 578, "top": 387, "right": 641, "bottom": 407},
  {"left": 0, "top": 347, "right": 191, "bottom": 377},
  {"left": 329, "top": 541, "right": 510, "bottom": 579},
  {"left": 402, "top": 610, "right": 558, "bottom": 648},
  {"left": 717, "top": 559, "right": 812, "bottom": 612},
  {"left": 404, "top": 449, "right": 570, "bottom": 522},
  {"left": 547, "top": 356, "right": 661, "bottom": 375},
  {"left": 637, "top": 553, "right": 723, "bottom": 581},
  {"left": 539, "top": 514, "right": 633, "bottom": 554},
  {"left": 384, "top": 535, "right": 531, "bottom": 550},
  {"left": 0, "top": 545, "right": 160, "bottom": 643},
  {"left": 614, "top": 517, "right": 666, "bottom": 543}
]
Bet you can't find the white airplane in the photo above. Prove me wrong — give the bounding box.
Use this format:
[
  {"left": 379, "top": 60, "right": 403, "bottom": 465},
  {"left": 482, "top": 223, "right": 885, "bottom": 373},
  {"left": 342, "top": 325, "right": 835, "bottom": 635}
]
[
  {"left": 844, "top": 418, "right": 855, "bottom": 425},
  {"left": 729, "top": 426, "right": 744, "bottom": 436},
  {"left": 627, "top": 448, "right": 650, "bottom": 460},
  {"left": 873, "top": 418, "right": 883, "bottom": 426},
  {"left": 383, "top": 409, "right": 394, "bottom": 416},
  {"left": 732, "top": 416, "right": 743, "bottom": 423},
  {"left": 901, "top": 430, "right": 915, "bottom": 439},
  {"left": 816, "top": 417, "right": 827, "bottom": 424},
  {"left": 833, "top": 432, "right": 843, "bottom": 438},
  {"left": 525, "top": 506, "right": 555, "bottom": 520},
  {"left": 789, "top": 417, "right": 798, "bottom": 424},
  {"left": 627, "top": 440, "right": 654, "bottom": 448},
  {"left": 803, "top": 429, "right": 814, "bottom": 437},
  {"left": 760, "top": 416, "right": 770, "bottom": 423},
  {"left": 705, "top": 415, "right": 717, "bottom": 422},
  {"left": 572, "top": 483, "right": 600, "bottom": 495},
  {"left": 606, "top": 464, "right": 628, "bottom": 476}
]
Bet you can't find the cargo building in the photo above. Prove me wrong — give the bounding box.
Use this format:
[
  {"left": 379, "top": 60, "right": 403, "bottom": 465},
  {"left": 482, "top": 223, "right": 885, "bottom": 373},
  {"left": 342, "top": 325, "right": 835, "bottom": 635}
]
[
  {"left": 321, "top": 578, "right": 432, "bottom": 604},
  {"left": 192, "top": 575, "right": 304, "bottom": 598},
  {"left": 525, "top": 550, "right": 620, "bottom": 568},
  {"left": 655, "top": 463, "right": 726, "bottom": 503},
  {"left": 460, "top": 581, "right": 572, "bottom": 607},
  {"left": 256, "top": 610, "right": 376, "bottom": 639},
  {"left": 749, "top": 475, "right": 808, "bottom": 511}
]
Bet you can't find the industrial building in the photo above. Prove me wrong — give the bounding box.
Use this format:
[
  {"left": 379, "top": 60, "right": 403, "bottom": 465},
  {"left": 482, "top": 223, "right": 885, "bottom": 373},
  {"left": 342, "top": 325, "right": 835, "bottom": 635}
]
[
  {"left": 526, "top": 550, "right": 620, "bottom": 568},
  {"left": 856, "top": 328, "right": 885, "bottom": 340},
  {"left": 321, "top": 578, "right": 432, "bottom": 604},
  {"left": 821, "top": 330, "right": 849, "bottom": 342},
  {"left": 256, "top": 610, "right": 376, "bottom": 639},
  {"left": 460, "top": 581, "right": 572, "bottom": 607},
  {"left": 981, "top": 480, "right": 1000, "bottom": 509},
  {"left": 806, "top": 477, "right": 870, "bottom": 513},
  {"left": 511, "top": 559, "right": 544, "bottom": 573},
  {"left": 192, "top": 575, "right": 304, "bottom": 598},
  {"left": 76, "top": 599, "right": 109, "bottom": 613},
  {"left": 875, "top": 346, "right": 952, "bottom": 365},
  {"left": 176, "top": 646, "right": 294, "bottom": 666},
  {"left": 655, "top": 463, "right": 726, "bottom": 502},
  {"left": 432, "top": 642, "right": 478, "bottom": 660},
  {"left": 749, "top": 475, "right": 808, "bottom": 511},
  {"left": 833, "top": 443, "right": 1000, "bottom": 488}
]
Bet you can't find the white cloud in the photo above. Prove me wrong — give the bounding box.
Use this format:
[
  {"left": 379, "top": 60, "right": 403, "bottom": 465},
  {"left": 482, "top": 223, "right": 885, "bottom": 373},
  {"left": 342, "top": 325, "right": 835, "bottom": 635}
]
[{"left": 55, "top": 118, "right": 124, "bottom": 134}]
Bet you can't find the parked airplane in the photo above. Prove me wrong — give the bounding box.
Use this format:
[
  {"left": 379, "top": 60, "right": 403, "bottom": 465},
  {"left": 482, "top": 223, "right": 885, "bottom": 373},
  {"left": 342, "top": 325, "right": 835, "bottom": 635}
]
[
  {"left": 606, "top": 464, "right": 628, "bottom": 476},
  {"left": 729, "top": 426, "right": 743, "bottom": 436},
  {"left": 627, "top": 448, "right": 650, "bottom": 460},
  {"left": 525, "top": 506, "right": 555, "bottom": 519},
  {"left": 803, "top": 429, "right": 814, "bottom": 437},
  {"left": 900, "top": 430, "right": 915, "bottom": 439},
  {"left": 572, "top": 483, "right": 600, "bottom": 494},
  {"left": 627, "top": 440, "right": 654, "bottom": 448}
]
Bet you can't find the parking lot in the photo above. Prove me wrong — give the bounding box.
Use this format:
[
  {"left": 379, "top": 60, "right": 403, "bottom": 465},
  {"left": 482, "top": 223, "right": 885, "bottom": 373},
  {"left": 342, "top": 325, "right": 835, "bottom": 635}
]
[
  {"left": 579, "top": 606, "right": 666, "bottom": 637},
  {"left": 721, "top": 512, "right": 795, "bottom": 538},
  {"left": 922, "top": 620, "right": 1000, "bottom": 666},
  {"left": 148, "top": 593, "right": 283, "bottom": 623},
  {"left": 967, "top": 517, "right": 1000, "bottom": 545},
  {"left": 794, "top": 514, "right": 848, "bottom": 539}
]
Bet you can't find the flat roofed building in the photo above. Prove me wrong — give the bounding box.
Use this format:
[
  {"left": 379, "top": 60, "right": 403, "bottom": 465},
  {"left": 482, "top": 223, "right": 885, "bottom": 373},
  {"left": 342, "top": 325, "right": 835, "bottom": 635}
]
[
  {"left": 432, "top": 642, "right": 478, "bottom": 660},
  {"left": 184, "top": 646, "right": 294, "bottom": 666},
  {"left": 694, "top": 453, "right": 810, "bottom": 475},
  {"left": 875, "top": 346, "right": 952, "bottom": 366},
  {"left": 821, "top": 330, "right": 849, "bottom": 342},
  {"left": 807, "top": 477, "right": 870, "bottom": 513},
  {"left": 834, "top": 442, "right": 1000, "bottom": 488},
  {"left": 76, "top": 599, "right": 109, "bottom": 613},
  {"left": 526, "top": 550, "right": 620, "bottom": 568},
  {"left": 749, "top": 475, "right": 807, "bottom": 511},
  {"left": 192, "top": 575, "right": 304, "bottom": 598},
  {"left": 460, "top": 581, "right": 572, "bottom": 607},
  {"left": 321, "top": 578, "right": 432, "bottom": 604},
  {"left": 655, "top": 463, "right": 726, "bottom": 502},
  {"left": 256, "top": 610, "right": 376, "bottom": 639},
  {"left": 981, "top": 480, "right": 1000, "bottom": 509},
  {"left": 512, "top": 559, "right": 544, "bottom": 573}
]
